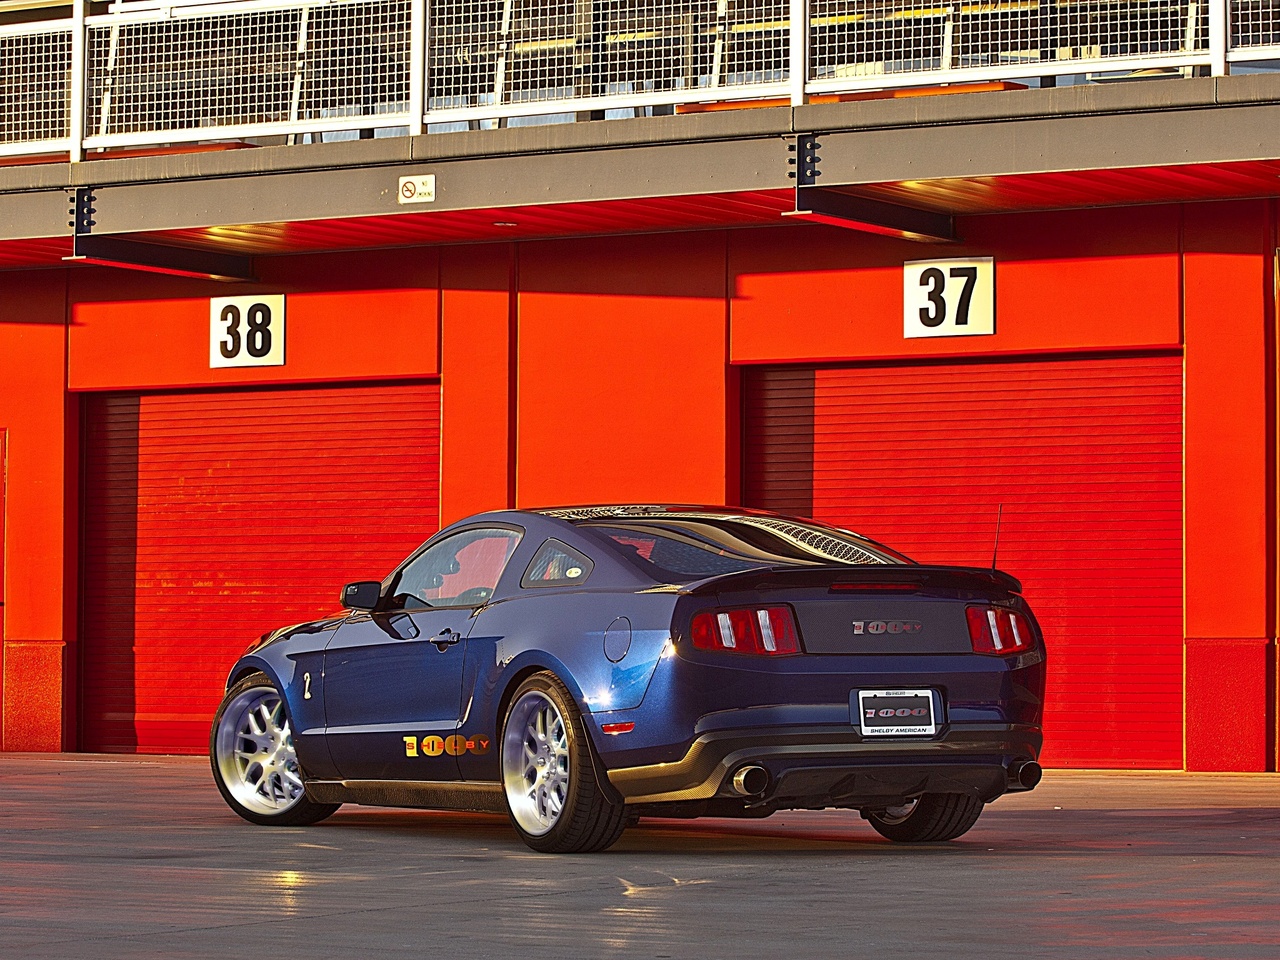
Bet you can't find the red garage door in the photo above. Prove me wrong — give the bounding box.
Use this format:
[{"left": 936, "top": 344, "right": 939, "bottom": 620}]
[
  {"left": 81, "top": 382, "right": 441, "bottom": 754},
  {"left": 744, "top": 355, "right": 1183, "bottom": 769}
]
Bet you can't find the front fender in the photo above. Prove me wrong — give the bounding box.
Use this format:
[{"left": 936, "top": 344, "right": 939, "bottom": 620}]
[{"left": 221, "top": 644, "right": 336, "bottom": 780}]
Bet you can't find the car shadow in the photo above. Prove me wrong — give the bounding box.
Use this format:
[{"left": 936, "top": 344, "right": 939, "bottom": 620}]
[{"left": 310, "top": 805, "right": 1280, "bottom": 858}]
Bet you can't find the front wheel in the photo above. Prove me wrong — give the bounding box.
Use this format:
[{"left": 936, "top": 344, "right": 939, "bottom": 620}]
[
  {"left": 210, "top": 671, "right": 340, "bottom": 827},
  {"left": 864, "top": 793, "right": 984, "bottom": 842},
  {"left": 500, "top": 672, "right": 629, "bottom": 853}
]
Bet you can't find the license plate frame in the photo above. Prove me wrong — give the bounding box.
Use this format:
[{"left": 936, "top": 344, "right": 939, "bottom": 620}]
[{"left": 856, "top": 689, "right": 938, "bottom": 737}]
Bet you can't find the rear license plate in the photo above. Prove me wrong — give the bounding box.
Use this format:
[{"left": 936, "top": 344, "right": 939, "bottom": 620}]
[{"left": 857, "top": 689, "right": 937, "bottom": 737}]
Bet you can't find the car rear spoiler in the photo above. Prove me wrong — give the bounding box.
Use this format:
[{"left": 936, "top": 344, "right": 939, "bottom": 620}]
[{"left": 680, "top": 564, "right": 1023, "bottom": 597}]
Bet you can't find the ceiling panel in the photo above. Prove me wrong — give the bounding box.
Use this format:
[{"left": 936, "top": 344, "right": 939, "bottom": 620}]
[
  {"left": 848, "top": 160, "right": 1280, "bottom": 214},
  {"left": 0, "top": 236, "right": 72, "bottom": 268},
  {"left": 126, "top": 191, "right": 801, "bottom": 256}
]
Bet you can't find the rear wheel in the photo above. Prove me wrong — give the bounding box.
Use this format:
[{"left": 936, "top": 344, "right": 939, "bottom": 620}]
[
  {"left": 500, "top": 672, "right": 629, "bottom": 853},
  {"left": 210, "top": 672, "right": 340, "bottom": 827},
  {"left": 864, "top": 793, "right": 983, "bottom": 842}
]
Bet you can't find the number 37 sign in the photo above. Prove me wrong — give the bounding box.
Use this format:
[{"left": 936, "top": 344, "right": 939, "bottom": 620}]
[
  {"left": 903, "top": 258, "right": 994, "bottom": 338},
  {"left": 210, "top": 295, "right": 286, "bottom": 368}
]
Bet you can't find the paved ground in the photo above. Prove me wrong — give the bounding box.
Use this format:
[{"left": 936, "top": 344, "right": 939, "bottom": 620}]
[{"left": 0, "top": 755, "right": 1277, "bottom": 960}]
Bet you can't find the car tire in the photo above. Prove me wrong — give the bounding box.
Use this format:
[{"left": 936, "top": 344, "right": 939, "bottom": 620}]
[
  {"left": 864, "top": 793, "right": 984, "bottom": 842},
  {"left": 210, "top": 671, "right": 340, "bottom": 827},
  {"left": 500, "top": 672, "right": 629, "bottom": 853}
]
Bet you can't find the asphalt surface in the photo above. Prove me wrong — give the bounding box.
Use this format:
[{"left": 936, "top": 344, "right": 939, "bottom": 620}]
[{"left": 1, "top": 755, "right": 1277, "bottom": 960}]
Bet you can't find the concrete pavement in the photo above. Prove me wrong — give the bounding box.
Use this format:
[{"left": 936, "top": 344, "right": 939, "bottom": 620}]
[{"left": 1, "top": 755, "right": 1277, "bottom": 959}]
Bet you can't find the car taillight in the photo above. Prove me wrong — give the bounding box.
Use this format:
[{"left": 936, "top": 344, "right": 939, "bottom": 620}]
[
  {"left": 966, "top": 605, "right": 1035, "bottom": 656},
  {"left": 690, "top": 605, "right": 802, "bottom": 656}
]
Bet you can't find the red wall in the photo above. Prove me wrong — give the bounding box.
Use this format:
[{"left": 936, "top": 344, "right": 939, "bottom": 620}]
[
  {"left": 730, "top": 204, "right": 1274, "bottom": 771},
  {"left": 0, "top": 429, "right": 6, "bottom": 746},
  {"left": 0, "top": 203, "right": 1275, "bottom": 769},
  {"left": 731, "top": 206, "right": 1183, "bottom": 363},
  {"left": 1, "top": 253, "right": 441, "bottom": 750},
  {"left": 1182, "top": 201, "right": 1273, "bottom": 772},
  {"left": 69, "top": 251, "right": 440, "bottom": 391},
  {"left": 439, "top": 245, "right": 515, "bottom": 524},
  {"left": 514, "top": 234, "right": 734, "bottom": 507},
  {"left": 733, "top": 211, "right": 1189, "bottom": 770},
  {"left": 0, "top": 271, "right": 73, "bottom": 751}
]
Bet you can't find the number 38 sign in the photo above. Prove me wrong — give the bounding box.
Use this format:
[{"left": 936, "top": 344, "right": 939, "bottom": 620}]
[
  {"left": 210, "top": 295, "right": 286, "bottom": 368},
  {"left": 903, "top": 258, "right": 994, "bottom": 339}
]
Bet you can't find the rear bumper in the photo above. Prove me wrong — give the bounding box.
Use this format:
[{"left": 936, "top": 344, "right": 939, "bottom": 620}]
[{"left": 605, "top": 723, "right": 1042, "bottom": 806}]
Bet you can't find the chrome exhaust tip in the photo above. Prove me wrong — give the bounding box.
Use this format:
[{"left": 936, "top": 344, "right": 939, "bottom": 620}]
[
  {"left": 1008, "top": 759, "right": 1043, "bottom": 791},
  {"left": 731, "top": 765, "right": 769, "bottom": 797}
]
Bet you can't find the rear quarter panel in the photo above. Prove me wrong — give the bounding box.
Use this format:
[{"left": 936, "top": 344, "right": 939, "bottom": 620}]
[{"left": 454, "top": 589, "right": 679, "bottom": 780}]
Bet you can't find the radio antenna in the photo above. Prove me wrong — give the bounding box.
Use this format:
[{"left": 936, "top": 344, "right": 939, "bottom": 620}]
[{"left": 991, "top": 503, "right": 1004, "bottom": 571}]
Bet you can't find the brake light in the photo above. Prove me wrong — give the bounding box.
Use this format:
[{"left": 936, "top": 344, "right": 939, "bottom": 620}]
[
  {"left": 830, "top": 582, "right": 919, "bottom": 592},
  {"left": 690, "top": 605, "right": 802, "bottom": 656},
  {"left": 966, "top": 605, "right": 1035, "bottom": 656}
]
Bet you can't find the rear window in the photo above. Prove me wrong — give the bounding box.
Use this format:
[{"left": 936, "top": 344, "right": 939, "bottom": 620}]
[
  {"left": 593, "top": 528, "right": 761, "bottom": 579},
  {"left": 583, "top": 515, "right": 905, "bottom": 582}
]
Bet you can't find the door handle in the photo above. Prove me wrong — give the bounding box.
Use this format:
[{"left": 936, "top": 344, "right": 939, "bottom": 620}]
[{"left": 431, "top": 628, "right": 460, "bottom": 651}]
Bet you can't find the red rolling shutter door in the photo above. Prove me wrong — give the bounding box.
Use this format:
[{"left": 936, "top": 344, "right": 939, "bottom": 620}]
[
  {"left": 744, "top": 355, "right": 1183, "bottom": 769},
  {"left": 81, "top": 382, "right": 441, "bottom": 755}
]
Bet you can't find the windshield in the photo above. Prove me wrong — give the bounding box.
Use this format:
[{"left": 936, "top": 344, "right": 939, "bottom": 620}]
[{"left": 579, "top": 514, "right": 908, "bottom": 583}]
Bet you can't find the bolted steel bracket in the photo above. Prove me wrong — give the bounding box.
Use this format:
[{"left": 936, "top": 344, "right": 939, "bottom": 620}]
[
  {"left": 784, "top": 134, "right": 956, "bottom": 243},
  {"left": 63, "top": 184, "right": 254, "bottom": 281},
  {"left": 68, "top": 186, "right": 97, "bottom": 236},
  {"left": 786, "top": 134, "right": 822, "bottom": 188}
]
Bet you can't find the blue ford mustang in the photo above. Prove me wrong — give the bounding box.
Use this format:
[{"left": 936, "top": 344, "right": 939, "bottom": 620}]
[{"left": 210, "top": 505, "right": 1046, "bottom": 852}]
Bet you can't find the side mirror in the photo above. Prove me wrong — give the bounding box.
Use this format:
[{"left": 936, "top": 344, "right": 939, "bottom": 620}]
[{"left": 341, "top": 580, "right": 382, "bottom": 611}]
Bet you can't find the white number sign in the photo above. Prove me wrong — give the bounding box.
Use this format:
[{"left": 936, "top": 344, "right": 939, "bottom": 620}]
[
  {"left": 210, "top": 295, "right": 286, "bottom": 368},
  {"left": 903, "top": 258, "right": 994, "bottom": 338}
]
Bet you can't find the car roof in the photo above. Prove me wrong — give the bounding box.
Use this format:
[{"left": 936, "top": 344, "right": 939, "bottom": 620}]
[
  {"left": 528, "top": 504, "right": 785, "bottom": 521},
  {"left": 525, "top": 505, "right": 908, "bottom": 567}
]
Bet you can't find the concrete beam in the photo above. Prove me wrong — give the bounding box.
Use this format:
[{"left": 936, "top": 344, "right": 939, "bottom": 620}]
[
  {"left": 807, "top": 101, "right": 1280, "bottom": 185},
  {"left": 0, "top": 190, "right": 73, "bottom": 242},
  {"left": 82, "top": 137, "right": 795, "bottom": 235}
]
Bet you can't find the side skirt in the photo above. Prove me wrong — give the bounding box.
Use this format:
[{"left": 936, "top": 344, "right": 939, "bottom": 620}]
[{"left": 306, "top": 779, "right": 506, "bottom": 813}]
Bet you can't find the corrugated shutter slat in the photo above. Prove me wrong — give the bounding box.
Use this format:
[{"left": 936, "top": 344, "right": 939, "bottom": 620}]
[
  {"left": 81, "top": 382, "right": 441, "bottom": 755},
  {"left": 744, "top": 356, "right": 1183, "bottom": 769}
]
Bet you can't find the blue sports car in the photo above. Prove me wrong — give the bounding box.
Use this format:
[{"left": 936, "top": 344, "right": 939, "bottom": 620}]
[{"left": 210, "top": 505, "right": 1046, "bottom": 852}]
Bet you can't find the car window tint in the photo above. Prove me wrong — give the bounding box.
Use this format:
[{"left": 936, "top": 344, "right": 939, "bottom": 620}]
[
  {"left": 521, "top": 539, "right": 595, "bottom": 588},
  {"left": 393, "top": 528, "right": 521, "bottom": 607},
  {"left": 591, "top": 526, "right": 764, "bottom": 580}
]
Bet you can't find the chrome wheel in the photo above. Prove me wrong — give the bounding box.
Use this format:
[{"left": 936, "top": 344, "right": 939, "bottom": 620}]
[
  {"left": 865, "top": 792, "right": 985, "bottom": 842},
  {"left": 213, "top": 686, "right": 305, "bottom": 816},
  {"left": 878, "top": 798, "right": 919, "bottom": 824},
  {"left": 502, "top": 691, "right": 570, "bottom": 837}
]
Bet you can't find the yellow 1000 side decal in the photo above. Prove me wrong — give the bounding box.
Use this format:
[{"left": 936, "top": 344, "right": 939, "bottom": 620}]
[{"left": 404, "top": 734, "right": 491, "bottom": 757}]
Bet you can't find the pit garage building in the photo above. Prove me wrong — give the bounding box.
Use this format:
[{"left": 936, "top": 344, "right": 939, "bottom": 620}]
[{"left": 0, "top": 0, "right": 1277, "bottom": 773}]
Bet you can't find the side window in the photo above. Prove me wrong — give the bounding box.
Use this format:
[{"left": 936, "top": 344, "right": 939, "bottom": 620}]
[
  {"left": 391, "top": 527, "right": 522, "bottom": 608},
  {"left": 521, "top": 539, "right": 594, "bottom": 589}
]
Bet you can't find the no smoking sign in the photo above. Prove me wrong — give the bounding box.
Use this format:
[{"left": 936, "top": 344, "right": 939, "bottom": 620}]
[{"left": 397, "top": 174, "right": 436, "bottom": 204}]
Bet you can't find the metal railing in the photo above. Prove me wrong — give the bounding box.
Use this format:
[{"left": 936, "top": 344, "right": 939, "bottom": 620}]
[
  {"left": 0, "top": 0, "right": 1275, "bottom": 160},
  {"left": 82, "top": 0, "right": 413, "bottom": 148},
  {"left": 0, "top": 20, "right": 73, "bottom": 156}
]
